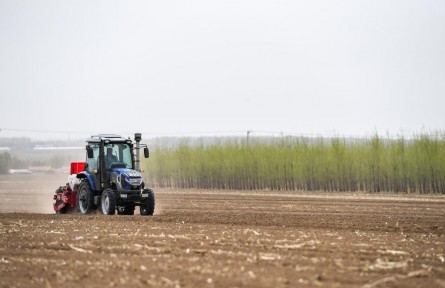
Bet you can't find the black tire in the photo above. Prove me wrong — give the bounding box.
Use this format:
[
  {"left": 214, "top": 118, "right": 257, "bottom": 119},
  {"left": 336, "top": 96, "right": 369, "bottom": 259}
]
[
  {"left": 117, "top": 205, "right": 135, "bottom": 215},
  {"left": 78, "top": 181, "right": 95, "bottom": 214},
  {"left": 101, "top": 189, "right": 116, "bottom": 215},
  {"left": 140, "top": 189, "right": 155, "bottom": 216}
]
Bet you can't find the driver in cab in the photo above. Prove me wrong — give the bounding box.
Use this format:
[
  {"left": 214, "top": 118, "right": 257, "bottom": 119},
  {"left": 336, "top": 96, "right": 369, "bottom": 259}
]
[{"left": 106, "top": 147, "right": 118, "bottom": 166}]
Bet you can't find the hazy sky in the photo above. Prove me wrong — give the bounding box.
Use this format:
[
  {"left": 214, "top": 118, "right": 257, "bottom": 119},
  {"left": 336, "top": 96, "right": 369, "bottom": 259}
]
[{"left": 1, "top": 0, "right": 444, "bottom": 140}]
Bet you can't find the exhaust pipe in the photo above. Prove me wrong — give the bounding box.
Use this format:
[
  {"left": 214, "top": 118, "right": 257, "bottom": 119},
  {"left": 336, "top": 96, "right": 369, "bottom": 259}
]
[{"left": 134, "top": 133, "right": 142, "bottom": 172}]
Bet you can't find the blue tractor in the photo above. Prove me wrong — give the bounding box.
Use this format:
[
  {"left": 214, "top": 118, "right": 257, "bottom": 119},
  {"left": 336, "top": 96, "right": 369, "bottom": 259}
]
[{"left": 53, "top": 133, "right": 155, "bottom": 215}]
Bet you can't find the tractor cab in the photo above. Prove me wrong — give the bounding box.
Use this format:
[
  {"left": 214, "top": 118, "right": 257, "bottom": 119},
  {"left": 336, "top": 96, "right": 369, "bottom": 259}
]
[{"left": 84, "top": 134, "right": 148, "bottom": 190}]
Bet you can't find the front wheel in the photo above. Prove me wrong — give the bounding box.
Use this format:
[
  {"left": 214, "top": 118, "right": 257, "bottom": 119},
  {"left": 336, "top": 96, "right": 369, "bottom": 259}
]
[
  {"left": 140, "top": 188, "right": 155, "bottom": 216},
  {"left": 101, "top": 189, "right": 116, "bottom": 215}
]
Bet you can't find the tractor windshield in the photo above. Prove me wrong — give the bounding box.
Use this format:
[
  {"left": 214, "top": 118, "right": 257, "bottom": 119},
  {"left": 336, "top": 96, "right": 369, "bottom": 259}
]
[{"left": 104, "top": 143, "right": 133, "bottom": 169}]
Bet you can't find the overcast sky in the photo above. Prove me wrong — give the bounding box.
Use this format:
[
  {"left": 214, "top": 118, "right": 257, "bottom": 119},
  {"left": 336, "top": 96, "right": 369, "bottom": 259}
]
[{"left": 0, "top": 0, "right": 444, "bottom": 140}]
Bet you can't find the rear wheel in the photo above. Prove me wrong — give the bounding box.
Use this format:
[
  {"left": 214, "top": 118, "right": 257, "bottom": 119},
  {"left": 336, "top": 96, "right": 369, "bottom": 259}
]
[
  {"left": 78, "top": 181, "right": 95, "bottom": 214},
  {"left": 140, "top": 189, "right": 155, "bottom": 216},
  {"left": 101, "top": 189, "right": 116, "bottom": 215}
]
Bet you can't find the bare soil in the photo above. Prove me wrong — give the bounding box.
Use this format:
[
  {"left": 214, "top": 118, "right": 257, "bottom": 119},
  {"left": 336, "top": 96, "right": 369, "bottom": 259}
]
[{"left": 1, "top": 174, "right": 444, "bottom": 287}]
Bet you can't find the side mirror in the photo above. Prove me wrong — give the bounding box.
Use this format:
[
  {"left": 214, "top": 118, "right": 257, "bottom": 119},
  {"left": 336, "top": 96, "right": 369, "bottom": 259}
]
[
  {"left": 86, "top": 146, "right": 94, "bottom": 159},
  {"left": 144, "top": 147, "right": 149, "bottom": 158}
]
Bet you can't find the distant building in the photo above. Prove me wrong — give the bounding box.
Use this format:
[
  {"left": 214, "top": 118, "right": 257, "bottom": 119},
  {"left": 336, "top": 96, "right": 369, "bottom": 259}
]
[{"left": 8, "top": 169, "right": 32, "bottom": 174}]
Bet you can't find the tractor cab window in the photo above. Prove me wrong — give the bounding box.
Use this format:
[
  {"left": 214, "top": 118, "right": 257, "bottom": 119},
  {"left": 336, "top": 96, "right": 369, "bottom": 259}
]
[
  {"left": 104, "top": 143, "right": 133, "bottom": 170},
  {"left": 86, "top": 144, "right": 100, "bottom": 172}
]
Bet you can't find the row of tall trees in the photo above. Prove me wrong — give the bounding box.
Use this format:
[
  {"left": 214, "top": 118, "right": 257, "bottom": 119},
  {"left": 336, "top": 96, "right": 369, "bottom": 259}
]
[{"left": 143, "top": 134, "right": 445, "bottom": 193}]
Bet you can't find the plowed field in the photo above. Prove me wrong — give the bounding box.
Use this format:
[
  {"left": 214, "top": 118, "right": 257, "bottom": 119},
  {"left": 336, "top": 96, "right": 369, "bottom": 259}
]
[{"left": 1, "top": 174, "right": 445, "bottom": 287}]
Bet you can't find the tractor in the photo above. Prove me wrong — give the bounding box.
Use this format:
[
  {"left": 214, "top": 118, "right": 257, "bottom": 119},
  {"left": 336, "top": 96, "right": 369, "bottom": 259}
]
[{"left": 53, "top": 133, "right": 155, "bottom": 215}]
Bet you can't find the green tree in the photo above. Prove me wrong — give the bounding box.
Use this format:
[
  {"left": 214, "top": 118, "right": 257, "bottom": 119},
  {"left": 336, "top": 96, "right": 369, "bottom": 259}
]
[
  {"left": 12, "top": 157, "right": 29, "bottom": 169},
  {"left": 0, "top": 152, "right": 13, "bottom": 174}
]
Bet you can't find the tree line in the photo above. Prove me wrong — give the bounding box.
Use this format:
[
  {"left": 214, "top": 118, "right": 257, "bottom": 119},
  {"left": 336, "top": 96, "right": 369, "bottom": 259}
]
[{"left": 143, "top": 134, "right": 445, "bottom": 194}]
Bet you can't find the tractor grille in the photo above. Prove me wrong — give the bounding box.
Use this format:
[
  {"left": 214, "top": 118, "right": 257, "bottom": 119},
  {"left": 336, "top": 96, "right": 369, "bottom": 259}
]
[{"left": 119, "top": 192, "right": 140, "bottom": 202}]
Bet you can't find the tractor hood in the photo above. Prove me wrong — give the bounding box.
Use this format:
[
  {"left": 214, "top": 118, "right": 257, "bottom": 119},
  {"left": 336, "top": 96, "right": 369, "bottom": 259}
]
[{"left": 110, "top": 168, "right": 143, "bottom": 191}]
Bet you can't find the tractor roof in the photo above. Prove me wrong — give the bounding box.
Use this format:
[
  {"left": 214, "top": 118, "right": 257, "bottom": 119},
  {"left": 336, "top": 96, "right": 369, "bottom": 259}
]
[{"left": 86, "top": 134, "right": 131, "bottom": 143}]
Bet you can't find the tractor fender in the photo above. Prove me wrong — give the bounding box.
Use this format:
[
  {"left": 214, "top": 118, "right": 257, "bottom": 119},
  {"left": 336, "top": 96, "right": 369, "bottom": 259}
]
[{"left": 76, "top": 171, "right": 97, "bottom": 191}]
